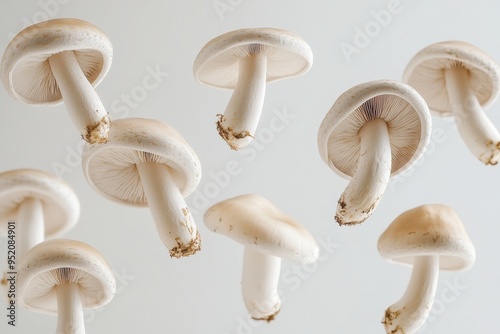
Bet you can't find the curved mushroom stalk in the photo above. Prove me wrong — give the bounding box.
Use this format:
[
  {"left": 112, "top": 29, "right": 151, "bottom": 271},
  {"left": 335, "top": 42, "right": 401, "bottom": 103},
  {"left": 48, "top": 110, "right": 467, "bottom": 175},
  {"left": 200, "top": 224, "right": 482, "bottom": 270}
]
[
  {"left": 445, "top": 67, "right": 500, "bottom": 165},
  {"left": 336, "top": 118, "right": 392, "bottom": 225},
  {"left": 241, "top": 248, "right": 281, "bottom": 322},
  {"left": 383, "top": 256, "right": 439, "bottom": 334},
  {"left": 218, "top": 52, "right": 267, "bottom": 150},
  {"left": 136, "top": 162, "right": 201, "bottom": 258},
  {"left": 56, "top": 282, "right": 85, "bottom": 334},
  {"left": 49, "top": 51, "right": 110, "bottom": 144}
]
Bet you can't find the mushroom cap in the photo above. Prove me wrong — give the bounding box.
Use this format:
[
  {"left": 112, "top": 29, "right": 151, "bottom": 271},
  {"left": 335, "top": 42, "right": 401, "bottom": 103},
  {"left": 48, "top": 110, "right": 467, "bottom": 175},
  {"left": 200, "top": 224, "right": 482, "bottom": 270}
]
[
  {"left": 203, "top": 194, "right": 319, "bottom": 264},
  {"left": 1, "top": 18, "right": 112, "bottom": 105},
  {"left": 378, "top": 204, "right": 476, "bottom": 271},
  {"left": 0, "top": 169, "right": 80, "bottom": 238},
  {"left": 17, "top": 238, "right": 116, "bottom": 315},
  {"left": 193, "top": 27, "right": 313, "bottom": 89},
  {"left": 317, "top": 80, "right": 431, "bottom": 179},
  {"left": 82, "top": 118, "right": 202, "bottom": 207},
  {"left": 403, "top": 40, "right": 500, "bottom": 117}
]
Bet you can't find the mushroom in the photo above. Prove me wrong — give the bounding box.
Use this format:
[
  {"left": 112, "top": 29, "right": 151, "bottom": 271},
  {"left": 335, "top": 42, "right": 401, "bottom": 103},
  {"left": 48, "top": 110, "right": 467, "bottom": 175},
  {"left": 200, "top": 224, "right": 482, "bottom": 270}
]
[
  {"left": 82, "top": 118, "right": 202, "bottom": 258},
  {"left": 0, "top": 168, "right": 80, "bottom": 258},
  {"left": 203, "top": 194, "right": 319, "bottom": 321},
  {"left": 1, "top": 18, "right": 113, "bottom": 144},
  {"left": 378, "top": 204, "right": 476, "bottom": 334},
  {"left": 193, "top": 28, "right": 313, "bottom": 150},
  {"left": 317, "top": 80, "right": 431, "bottom": 226},
  {"left": 403, "top": 41, "right": 500, "bottom": 165},
  {"left": 17, "top": 238, "right": 116, "bottom": 334},
  {"left": 0, "top": 169, "right": 80, "bottom": 294}
]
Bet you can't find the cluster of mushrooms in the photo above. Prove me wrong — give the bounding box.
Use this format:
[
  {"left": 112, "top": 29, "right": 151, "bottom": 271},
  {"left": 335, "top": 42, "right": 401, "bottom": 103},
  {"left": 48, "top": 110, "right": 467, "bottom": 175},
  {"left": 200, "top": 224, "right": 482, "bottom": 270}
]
[{"left": 0, "top": 17, "right": 497, "bottom": 334}]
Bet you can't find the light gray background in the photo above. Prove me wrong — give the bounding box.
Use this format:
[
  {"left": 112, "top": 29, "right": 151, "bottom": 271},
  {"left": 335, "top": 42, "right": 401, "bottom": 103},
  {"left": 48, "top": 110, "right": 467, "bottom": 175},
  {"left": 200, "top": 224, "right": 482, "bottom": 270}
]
[{"left": 0, "top": 1, "right": 498, "bottom": 333}]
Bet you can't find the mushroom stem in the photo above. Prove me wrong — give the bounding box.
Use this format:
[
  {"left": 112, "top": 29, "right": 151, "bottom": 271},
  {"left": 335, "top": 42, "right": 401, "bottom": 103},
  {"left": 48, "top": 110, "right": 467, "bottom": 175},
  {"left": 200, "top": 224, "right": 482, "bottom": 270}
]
[
  {"left": 56, "top": 282, "right": 85, "bottom": 334},
  {"left": 16, "top": 197, "right": 44, "bottom": 260},
  {"left": 241, "top": 247, "right": 282, "bottom": 322},
  {"left": 445, "top": 67, "right": 500, "bottom": 165},
  {"left": 136, "top": 162, "right": 201, "bottom": 258},
  {"left": 336, "top": 118, "right": 391, "bottom": 225},
  {"left": 48, "top": 50, "right": 110, "bottom": 144},
  {"left": 218, "top": 52, "right": 267, "bottom": 150},
  {"left": 382, "top": 256, "right": 439, "bottom": 334}
]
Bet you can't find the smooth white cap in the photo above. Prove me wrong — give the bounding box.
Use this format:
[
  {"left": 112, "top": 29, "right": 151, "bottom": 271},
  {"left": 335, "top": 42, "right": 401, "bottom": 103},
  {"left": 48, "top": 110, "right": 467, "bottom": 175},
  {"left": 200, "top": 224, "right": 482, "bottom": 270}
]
[
  {"left": 1, "top": 18, "right": 112, "bottom": 105},
  {"left": 378, "top": 204, "right": 476, "bottom": 271},
  {"left": 193, "top": 27, "right": 313, "bottom": 89},
  {"left": 0, "top": 169, "right": 80, "bottom": 238},
  {"left": 204, "top": 194, "right": 319, "bottom": 264},
  {"left": 82, "top": 118, "right": 201, "bottom": 206},
  {"left": 17, "top": 238, "right": 116, "bottom": 314}
]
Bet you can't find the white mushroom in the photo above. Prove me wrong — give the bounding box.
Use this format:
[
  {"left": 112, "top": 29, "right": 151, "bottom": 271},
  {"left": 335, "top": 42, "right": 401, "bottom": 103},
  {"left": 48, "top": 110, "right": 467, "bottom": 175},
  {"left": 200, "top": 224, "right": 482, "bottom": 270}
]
[
  {"left": 378, "top": 204, "right": 476, "bottom": 333},
  {"left": 404, "top": 41, "right": 500, "bottom": 165},
  {"left": 193, "top": 28, "right": 313, "bottom": 150},
  {"left": 17, "top": 239, "right": 116, "bottom": 334},
  {"left": 1, "top": 18, "right": 113, "bottom": 144},
  {"left": 203, "top": 194, "right": 319, "bottom": 321},
  {"left": 0, "top": 169, "right": 80, "bottom": 297},
  {"left": 317, "top": 80, "right": 431, "bottom": 225},
  {"left": 82, "top": 118, "right": 202, "bottom": 258}
]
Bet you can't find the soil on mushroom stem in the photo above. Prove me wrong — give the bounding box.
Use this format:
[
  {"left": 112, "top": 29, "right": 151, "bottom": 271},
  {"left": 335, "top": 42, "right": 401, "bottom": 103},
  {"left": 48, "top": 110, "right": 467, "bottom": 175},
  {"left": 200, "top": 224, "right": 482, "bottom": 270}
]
[
  {"left": 253, "top": 308, "right": 280, "bottom": 323},
  {"left": 382, "top": 308, "right": 405, "bottom": 334},
  {"left": 169, "top": 231, "right": 201, "bottom": 259},
  {"left": 216, "top": 114, "right": 254, "bottom": 150}
]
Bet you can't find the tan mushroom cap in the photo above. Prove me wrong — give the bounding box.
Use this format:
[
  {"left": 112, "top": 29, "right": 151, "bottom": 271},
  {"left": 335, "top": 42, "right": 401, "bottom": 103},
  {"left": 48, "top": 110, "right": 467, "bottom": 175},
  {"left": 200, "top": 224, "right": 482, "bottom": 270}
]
[
  {"left": 1, "top": 18, "right": 112, "bottom": 105},
  {"left": 17, "top": 238, "right": 116, "bottom": 314},
  {"left": 193, "top": 27, "right": 313, "bottom": 89},
  {"left": 0, "top": 169, "right": 80, "bottom": 238},
  {"left": 204, "top": 194, "right": 319, "bottom": 264},
  {"left": 378, "top": 204, "right": 476, "bottom": 271},
  {"left": 82, "top": 118, "right": 202, "bottom": 206},
  {"left": 317, "top": 80, "right": 431, "bottom": 179},
  {"left": 403, "top": 41, "right": 500, "bottom": 117}
]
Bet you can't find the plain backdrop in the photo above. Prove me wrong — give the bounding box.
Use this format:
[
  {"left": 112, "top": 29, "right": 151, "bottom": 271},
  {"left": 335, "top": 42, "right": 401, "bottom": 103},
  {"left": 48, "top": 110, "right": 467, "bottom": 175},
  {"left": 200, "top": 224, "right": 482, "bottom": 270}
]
[{"left": 0, "top": 1, "right": 499, "bottom": 333}]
